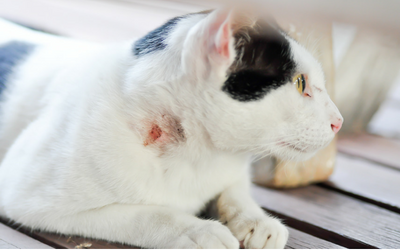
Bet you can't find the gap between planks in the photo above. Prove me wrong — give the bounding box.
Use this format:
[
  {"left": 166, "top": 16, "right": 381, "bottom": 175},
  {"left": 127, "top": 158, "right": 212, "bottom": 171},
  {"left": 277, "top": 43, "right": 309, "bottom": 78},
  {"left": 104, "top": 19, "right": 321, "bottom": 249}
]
[
  {"left": 0, "top": 222, "right": 53, "bottom": 249},
  {"left": 338, "top": 133, "right": 400, "bottom": 171},
  {"left": 252, "top": 184, "right": 400, "bottom": 249},
  {"left": 0, "top": 218, "right": 338, "bottom": 249},
  {"left": 320, "top": 153, "right": 400, "bottom": 213}
]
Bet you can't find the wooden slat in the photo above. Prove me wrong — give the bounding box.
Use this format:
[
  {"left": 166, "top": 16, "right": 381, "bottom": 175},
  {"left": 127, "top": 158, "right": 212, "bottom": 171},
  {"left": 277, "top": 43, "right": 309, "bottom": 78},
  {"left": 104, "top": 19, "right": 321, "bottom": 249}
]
[
  {"left": 252, "top": 185, "right": 400, "bottom": 249},
  {"left": 321, "top": 154, "right": 400, "bottom": 213},
  {"left": 30, "top": 228, "right": 341, "bottom": 249},
  {"left": 0, "top": 218, "right": 137, "bottom": 249},
  {"left": 0, "top": 223, "right": 53, "bottom": 249},
  {"left": 41, "top": 227, "right": 343, "bottom": 249},
  {"left": 112, "top": 0, "right": 213, "bottom": 12},
  {"left": 368, "top": 100, "right": 400, "bottom": 139},
  {"left": 338, "top": 133, "right": 400, "bottom": 171},
  {"left": 0, "top": 240, "right": 19, "bottom": 249},
  {"left": 30, "top": 232, "right": 136, "bottom": 249},
  {"left": 2, "top": 221, "right": 342, "bottom": 249},
  {"left": 286, "top": 227, "right": 345, "bottom": 249},
  {"left": 0, "top": 0, "right": 189, "bottom": 42}
]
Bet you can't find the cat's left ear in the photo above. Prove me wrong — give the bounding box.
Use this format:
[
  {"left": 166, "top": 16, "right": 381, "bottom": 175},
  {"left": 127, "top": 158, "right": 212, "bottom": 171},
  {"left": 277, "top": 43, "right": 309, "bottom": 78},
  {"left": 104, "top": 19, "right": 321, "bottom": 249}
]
[{"left": 182, "top": 9, "right": 235, "bottom": 78}]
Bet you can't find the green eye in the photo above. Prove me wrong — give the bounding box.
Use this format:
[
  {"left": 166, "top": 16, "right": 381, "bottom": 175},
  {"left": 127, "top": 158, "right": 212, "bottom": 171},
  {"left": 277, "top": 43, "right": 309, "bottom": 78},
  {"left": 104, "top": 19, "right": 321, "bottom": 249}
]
[{"left": 293, "top": 74, "right": 306, "bottom": 94}]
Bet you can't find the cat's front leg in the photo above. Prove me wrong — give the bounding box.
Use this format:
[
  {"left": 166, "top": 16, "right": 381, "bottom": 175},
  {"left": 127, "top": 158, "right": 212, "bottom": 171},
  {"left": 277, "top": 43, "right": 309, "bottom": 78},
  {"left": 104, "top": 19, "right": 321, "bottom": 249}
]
[{"left": 217, "top": 181, "right": 288, "bottom": 249}]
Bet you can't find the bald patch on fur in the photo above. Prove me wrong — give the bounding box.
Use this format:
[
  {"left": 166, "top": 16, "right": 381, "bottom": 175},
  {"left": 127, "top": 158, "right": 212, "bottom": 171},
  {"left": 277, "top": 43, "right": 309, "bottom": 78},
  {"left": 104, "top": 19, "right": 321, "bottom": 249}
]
[
  {"left": 144, "top": 124, "right": 163, "bottom": 146},
  {"left": 142, "top": 114, "right": 186, "bottom": 147}
]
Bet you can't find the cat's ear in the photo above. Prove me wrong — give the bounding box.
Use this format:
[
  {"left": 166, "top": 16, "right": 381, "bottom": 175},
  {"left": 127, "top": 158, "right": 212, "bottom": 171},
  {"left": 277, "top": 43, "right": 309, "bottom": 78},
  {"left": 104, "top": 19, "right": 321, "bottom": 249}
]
[
  {"left": 208, "top": 9, "right": 234, "bottom": 61},
  {"left": 182, "top": 9, "right": 235, "bottom": 79}
]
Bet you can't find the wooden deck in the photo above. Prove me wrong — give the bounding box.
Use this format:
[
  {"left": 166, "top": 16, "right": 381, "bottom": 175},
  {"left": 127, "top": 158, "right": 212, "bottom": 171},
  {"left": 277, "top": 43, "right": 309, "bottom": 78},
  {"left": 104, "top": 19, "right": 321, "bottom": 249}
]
[{"left": 1, "top": 0, "right": 400, "bottom": 248}]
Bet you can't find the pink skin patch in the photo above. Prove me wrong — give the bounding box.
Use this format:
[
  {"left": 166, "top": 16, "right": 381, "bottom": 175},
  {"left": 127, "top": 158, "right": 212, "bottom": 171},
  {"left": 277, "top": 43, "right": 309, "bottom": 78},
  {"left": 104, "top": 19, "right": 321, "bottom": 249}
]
[
  {"left": 144, "top": 124, "right": 163, "bottom": 146},
  {"left": 140, "top": 115, "right": 185, "bottom": 148}
]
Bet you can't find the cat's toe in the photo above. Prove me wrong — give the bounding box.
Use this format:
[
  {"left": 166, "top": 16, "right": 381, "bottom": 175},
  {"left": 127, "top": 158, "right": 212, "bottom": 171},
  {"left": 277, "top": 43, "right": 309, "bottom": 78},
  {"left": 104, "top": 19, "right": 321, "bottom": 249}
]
[
  {"left": 168, "top": 220, "right": 239, "bottom": 249},
  {"left": 227, "top": 216, "right": 288, "bottom": 249}
]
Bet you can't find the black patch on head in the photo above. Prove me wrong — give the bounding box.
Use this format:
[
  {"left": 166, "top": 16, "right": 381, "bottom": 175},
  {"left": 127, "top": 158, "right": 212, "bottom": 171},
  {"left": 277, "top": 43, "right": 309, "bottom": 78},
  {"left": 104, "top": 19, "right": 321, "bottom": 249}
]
[
  {"left": 222, "top": 21, "right": 296, "bottom": 102},
  {"left": 133, "top": 16, "right": 184, "bottom": 57},
  {"left": 0, "top": 41, "right": 36, "bottom": 95}
]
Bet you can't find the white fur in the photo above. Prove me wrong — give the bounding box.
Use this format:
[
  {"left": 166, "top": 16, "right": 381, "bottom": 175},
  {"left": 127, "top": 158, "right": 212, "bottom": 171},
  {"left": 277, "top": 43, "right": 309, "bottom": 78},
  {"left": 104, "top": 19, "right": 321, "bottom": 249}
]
[{"left": 0, "top": 9, "right": 342, "bottom": 249}]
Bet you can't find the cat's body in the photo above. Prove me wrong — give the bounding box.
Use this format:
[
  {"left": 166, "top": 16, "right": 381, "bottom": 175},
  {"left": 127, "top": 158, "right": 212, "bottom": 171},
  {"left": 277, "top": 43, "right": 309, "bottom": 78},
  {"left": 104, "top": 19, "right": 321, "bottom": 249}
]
[{"left": 0, "top": 9, "right": 342, "bottom": 249}]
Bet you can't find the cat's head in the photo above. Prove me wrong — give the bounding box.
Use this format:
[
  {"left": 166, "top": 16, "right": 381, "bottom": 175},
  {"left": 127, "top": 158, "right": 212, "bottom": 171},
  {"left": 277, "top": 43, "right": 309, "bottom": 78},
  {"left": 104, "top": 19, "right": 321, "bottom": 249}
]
[{"left": 129, "top": 9, "right": 343, "bottom": 161}]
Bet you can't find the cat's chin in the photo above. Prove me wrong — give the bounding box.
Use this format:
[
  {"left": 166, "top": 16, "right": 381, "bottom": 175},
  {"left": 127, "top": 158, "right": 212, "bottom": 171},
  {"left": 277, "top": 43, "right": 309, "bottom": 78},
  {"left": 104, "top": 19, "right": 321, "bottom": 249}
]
[{"left": 272, "top": 146, "right": 319, "bottom": 162}]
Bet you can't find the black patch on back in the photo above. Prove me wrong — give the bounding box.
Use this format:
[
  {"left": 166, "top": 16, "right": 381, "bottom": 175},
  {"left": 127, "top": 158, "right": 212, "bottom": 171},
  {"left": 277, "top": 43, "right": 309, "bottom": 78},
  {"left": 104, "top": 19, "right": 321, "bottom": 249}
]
[
  {"left": 133, "top": 16, "right": 184, "bottom": 57},
  {"left": 222, "top": 21, "right": 296, "bottom": 102},
  {"left": 0, "top": 41, "right": 36, "bottom": 95}
]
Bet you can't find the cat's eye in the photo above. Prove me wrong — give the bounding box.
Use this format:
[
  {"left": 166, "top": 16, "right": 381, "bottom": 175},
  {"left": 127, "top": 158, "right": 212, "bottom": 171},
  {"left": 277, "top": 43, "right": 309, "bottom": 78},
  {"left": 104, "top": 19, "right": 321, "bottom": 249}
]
[{"left": 293, "top": 74, "right": 306, "bottom": 95}]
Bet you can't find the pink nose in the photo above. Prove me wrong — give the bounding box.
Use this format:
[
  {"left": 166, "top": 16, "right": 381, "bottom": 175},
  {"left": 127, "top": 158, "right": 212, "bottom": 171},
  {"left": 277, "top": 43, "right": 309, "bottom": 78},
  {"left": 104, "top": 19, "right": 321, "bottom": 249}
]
[{"left": 331, "top": 120, "right": 342, "bottom": 134}]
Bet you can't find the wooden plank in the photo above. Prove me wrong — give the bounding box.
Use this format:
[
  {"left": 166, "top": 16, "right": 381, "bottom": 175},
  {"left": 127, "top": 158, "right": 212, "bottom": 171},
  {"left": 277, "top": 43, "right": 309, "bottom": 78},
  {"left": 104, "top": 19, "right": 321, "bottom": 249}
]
[
  {"left": 30, "top": 232, "right": 137, "bottom": 249},
  {"left": 286, "top": 227, "right": 345, "bottom": 249},
  {"left": 2, "top": 220, "right": 342, "bottom": 249},
  {"left": 33, "top": 227, "right": 343, "bottom": 249},
  {"left": 389, "top": 79, "right": 400, "bottom": 102},
  {"left": 0, "top": 0, "right": 216, "bottom": 43},
  {"left": 110, "top": 0, "right": 212, "bottom": 12},
  {"left": 338, "top": 133, "right": 400, "bottom": 171},
  {"left": 321, "top": 154, "right": 400, "bottom": 213},
  {"left": 0, "top": 0, "right": 187, "bottom": 42},
  {"left": 0, "top": 223, "right": 53, "bottom": 249},
  {"left": 0, "top": 239, "right": 19, "bottom": 249},
  {"left": 252, "top": 185, "right": 400, "bottom": 249},
  {"left": 0, "top": 219, "right": 136, "bottom": 249},
  {"left": 368, "top": 100, "right": 400, "bottom": 139}
]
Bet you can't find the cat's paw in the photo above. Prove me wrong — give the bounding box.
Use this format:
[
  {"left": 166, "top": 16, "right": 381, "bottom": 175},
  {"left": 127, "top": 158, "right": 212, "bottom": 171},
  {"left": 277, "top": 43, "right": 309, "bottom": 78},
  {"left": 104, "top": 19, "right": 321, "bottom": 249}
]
[
  {"left": 226, "top": 215, "right": 288, "bottom": 249},
  {"left": 166, "top": 220, "right": 239, "bottom": 249}
]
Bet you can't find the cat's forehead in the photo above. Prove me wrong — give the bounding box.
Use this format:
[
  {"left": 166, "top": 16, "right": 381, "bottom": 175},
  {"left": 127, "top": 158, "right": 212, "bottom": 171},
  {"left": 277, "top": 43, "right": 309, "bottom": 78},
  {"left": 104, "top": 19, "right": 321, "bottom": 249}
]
[
  {"left": 286, "top": 37, "right": 326, "bottom": 89},
  {"left": 222, "top": 20, "right": 297, "bottom": 102}
]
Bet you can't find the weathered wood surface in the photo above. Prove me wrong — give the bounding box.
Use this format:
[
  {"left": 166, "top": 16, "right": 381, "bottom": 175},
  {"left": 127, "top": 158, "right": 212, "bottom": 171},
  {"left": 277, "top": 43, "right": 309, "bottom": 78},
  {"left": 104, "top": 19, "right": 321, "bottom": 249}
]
[
  {"left": 252, "top": 184, "right": 400, "bottom": 249},
  {"left": 323, "top": 153, "right": 400, "bottom": 213},
  {"left": 1, "top": 219, "right": 337, "bottom": 249},
  {"left": 0, "top": 0, "right": 198, "bottom": 42},
  {"left": 0, "top": 216, "right": 137, "bottom": 249},
  {"left": 338, "top": 133, "right": 400, "bottom": 170},
  {"left": 28, "top": 232, "right": 136, "bottom": 249},
  {"left": 285, "top": 228, "right": 345, "bottom": 249},
  {"left": 0, "top": 223, "right": 53, "bottom": 249}
]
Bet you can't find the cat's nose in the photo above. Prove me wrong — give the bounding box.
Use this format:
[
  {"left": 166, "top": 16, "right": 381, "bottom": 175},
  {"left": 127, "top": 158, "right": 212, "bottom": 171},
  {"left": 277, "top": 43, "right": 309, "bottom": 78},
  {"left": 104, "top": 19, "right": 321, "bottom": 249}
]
[{"left": 331, "top": 119, "right": 343, "bottom": 134}]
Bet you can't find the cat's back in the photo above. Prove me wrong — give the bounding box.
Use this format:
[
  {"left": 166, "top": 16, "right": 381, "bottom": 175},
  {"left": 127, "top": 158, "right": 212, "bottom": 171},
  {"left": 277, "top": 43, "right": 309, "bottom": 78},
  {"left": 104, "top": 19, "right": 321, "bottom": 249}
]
[
  {"left": 0, "top": 19, "right": 107, "bottom": 161},
  {"left": 0, "top": 18, "right": 106, "bottom": 106},
  {"left": 0, "top": 18, "right": 100, "bottom": 85}
]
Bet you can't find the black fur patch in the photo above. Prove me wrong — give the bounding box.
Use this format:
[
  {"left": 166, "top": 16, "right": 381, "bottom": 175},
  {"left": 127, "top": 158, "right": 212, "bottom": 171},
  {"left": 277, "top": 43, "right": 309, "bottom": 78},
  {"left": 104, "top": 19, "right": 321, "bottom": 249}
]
[
  {"left": 133, "top": 16, "right": 184, "bottom": 57},
  {"left": 222, "top": 21, "right": 296, "bottom": 102},
  {"left": 0, "top": 41, "right": 36, "bottom": 95}
]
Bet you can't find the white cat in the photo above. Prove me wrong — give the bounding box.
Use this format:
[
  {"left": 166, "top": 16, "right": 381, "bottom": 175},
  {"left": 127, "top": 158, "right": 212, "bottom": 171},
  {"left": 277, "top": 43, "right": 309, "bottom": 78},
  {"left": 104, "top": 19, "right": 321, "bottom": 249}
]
[{"left": 0, "top": 9, "right": 342, "bottom": 249}]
